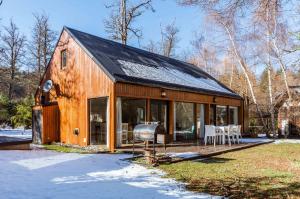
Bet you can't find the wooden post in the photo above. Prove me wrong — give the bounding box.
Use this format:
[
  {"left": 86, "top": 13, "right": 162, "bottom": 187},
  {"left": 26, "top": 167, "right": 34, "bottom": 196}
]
[
  {"left": 227, "top": 105, "right": 230, "bottom": 125},
  {"left": 239, "top": 101, "right": 244, "bottom": 134},
  {"left": 194, "top": 103, "right": 198, "bottom": 139},
  {"left": 169, "top": 101, "right": 174, "bottom": 142},
  {"left": 146, "top": 98, "right": 151, "bottom": 122},
  {"left": 109, "top": 84, "right": 116, "bottom": 152},
  {"left": 205, "top": 104, "right": 210, "bottom": 125}
]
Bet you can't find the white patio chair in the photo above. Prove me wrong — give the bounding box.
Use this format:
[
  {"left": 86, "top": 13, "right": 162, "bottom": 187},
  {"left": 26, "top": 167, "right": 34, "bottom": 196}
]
[
  {"left": 228, "top": 125, "right": 236, "bottom": 144},
  {"left": 223, "top": 125, "right": 235, "bottom": 146},
  {"left": 215, "top": 127, "right": 224, "bottom": 145},
  {"left": 236, "top": 125, "right": 242, "bottom": 143},
  {"left": 205, "top": 125, "right": 216, "bottom": 147}
]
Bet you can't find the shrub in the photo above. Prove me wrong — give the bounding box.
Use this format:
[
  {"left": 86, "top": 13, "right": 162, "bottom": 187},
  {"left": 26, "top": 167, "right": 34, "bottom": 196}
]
[{"left": 11, "top": 96, "right": 34, "bottom": 129}]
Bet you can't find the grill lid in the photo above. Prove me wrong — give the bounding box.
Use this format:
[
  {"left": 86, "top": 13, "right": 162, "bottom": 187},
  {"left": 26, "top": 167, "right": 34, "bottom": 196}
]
[{"left": 133, "top": 123, "right": 165, "bottom": 141}]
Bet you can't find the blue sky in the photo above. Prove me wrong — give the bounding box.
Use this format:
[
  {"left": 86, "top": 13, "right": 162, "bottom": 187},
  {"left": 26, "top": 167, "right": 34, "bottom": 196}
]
[{"left": 0, "top": 0, "right": 203, "bottom": 53}]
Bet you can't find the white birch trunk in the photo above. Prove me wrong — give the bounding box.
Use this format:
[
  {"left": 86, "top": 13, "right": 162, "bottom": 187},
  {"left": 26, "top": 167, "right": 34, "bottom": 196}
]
[{"left": 223, "top": 24, "right": 267, "bottom": 129}]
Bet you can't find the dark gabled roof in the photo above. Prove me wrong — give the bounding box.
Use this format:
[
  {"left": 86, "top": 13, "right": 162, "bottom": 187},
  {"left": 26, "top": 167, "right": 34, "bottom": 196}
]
[{"left": 64, "top": 27, "right": 242, "bottom": 99}]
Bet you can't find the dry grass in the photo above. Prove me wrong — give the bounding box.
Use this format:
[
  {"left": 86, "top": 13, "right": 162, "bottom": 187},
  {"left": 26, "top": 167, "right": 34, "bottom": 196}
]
[{"left": 159, "top": 143, "right": 300, "bottom": 198}]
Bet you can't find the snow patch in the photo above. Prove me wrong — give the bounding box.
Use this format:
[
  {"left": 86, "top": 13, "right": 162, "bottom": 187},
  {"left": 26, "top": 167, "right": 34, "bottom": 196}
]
[
  {"left": 0, "top": 129, "right": 32, "bottom": 139},
  {"left": 12, "top": 153, "right": 90, "bottom": 170},
  {"left": 274, "top": 139, "right": 300, "bottom": 144},
  {"left": 240, "top": 138, "right": 272, "bottom": 143},
  {"left": 1, "top": 150, "right": 221, "bottom": 199},
  {"left": 168, "top": 152, "right": 200, "bottom": 159}
]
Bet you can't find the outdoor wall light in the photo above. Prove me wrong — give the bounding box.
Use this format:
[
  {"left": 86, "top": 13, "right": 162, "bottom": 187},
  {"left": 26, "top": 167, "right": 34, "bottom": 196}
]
[
  {"left": 161, "top": 90, "right": 167, "bottom": 97},
  {"left": 213, "top": 97, "right": 217, "bottom": 103}
]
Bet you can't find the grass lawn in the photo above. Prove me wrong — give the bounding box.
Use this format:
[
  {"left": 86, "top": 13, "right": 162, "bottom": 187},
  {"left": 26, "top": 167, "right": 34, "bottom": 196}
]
[
  {"left": 159, "top": 143, "right": 300, "bottom": 198},
  {"left": 43, "top": 144, "right": 93, "bottom": 153}
]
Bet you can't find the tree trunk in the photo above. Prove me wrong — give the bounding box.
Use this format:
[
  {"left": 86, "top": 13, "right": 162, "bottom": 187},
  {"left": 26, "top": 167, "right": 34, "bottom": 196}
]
[
  {"left": 120, "top": 0, "right": 127, "bottom": 45},
  {"left": 267, "top": 63, "right": 276, "bottom": 138},
  {"left": 270, "top": 7, "right": 291, "bottom": 138},
  {"left": 223, "top": 24, "right": 267, "bottom": 130},
  {"left": 229, "top": 60, "right": 234, "bottom": 88},
  {"left": 266, "top": 7, "right": 276, "bottom": 138}
]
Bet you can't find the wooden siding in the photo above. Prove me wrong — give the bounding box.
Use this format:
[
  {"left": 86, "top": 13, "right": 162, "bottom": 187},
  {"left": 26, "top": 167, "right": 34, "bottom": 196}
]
[
  {"left": 35, "top": 30, "right": 114, "bottom": 148},
  {"left": 42, "top": 105, "right": 60, "bottom": 144},
  {"left": 115, "top": 83, "right": 242, "bottom": 106},
  {"left": 116, "top": 82, "right": 245, "bottom": 142}
]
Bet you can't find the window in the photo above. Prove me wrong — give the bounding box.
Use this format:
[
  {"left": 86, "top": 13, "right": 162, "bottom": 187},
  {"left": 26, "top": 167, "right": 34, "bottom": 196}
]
[
  {"left": 196, "top": 104, "right": 205, "bottom": 138},
  {"left": 175, "top": 102, "right": 195, "bottom": 141},
  {"left": 61, "top": 50, "right": 67, "bottom": 68},
  {"left": 121, "top": 98, "right": 146, "bottom": 143},
  {"left": 229, "top": 106, "right": 238, "bottom": 124},
  {"left": 150, "top": 100, "right": 168, "bottom": 133},
  {"left": 216, "top": 105, "right": 228, "bottom": 126},
  {"left": 89, "top": 97, "right": 108, "bottom": 145}
]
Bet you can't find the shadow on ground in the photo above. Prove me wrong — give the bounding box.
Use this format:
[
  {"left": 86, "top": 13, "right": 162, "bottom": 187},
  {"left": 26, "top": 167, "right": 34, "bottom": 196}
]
[
  {"left": 187, "top": 176, "right": 300, "bottom": 199},
  {"left": 195, "top": 157, "right": 235, "bottom": 164}
]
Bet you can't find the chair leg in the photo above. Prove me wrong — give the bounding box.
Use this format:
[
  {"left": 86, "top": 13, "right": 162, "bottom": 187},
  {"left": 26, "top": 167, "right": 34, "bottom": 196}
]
[
  {"left": 205, "top": 136, "right": 207, "bottom": 145},
  {"left": 213, "top": 136, "right": 216, "bottom": 148}
]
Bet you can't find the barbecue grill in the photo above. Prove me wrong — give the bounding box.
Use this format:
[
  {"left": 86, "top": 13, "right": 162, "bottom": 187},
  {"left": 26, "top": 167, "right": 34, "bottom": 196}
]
[{"left": 132, "top": 123, "right": 167, "bottom": 161}]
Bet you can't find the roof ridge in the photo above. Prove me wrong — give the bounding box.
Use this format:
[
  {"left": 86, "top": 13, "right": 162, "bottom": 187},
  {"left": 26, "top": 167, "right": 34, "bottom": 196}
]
[{"left": 64, "top": 26, "right": 204, "bottom": 70}]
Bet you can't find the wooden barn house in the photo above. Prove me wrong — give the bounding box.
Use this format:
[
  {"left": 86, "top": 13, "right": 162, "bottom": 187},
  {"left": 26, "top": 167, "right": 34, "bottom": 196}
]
[{"left": 33, "top": 27, "right": 246, "bottom": 152}]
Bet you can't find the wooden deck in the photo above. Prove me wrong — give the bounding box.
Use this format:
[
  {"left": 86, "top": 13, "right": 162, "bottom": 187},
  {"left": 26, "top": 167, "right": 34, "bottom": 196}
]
[{"left": 118, "top": 140, "right": 274, "bottom": 163}]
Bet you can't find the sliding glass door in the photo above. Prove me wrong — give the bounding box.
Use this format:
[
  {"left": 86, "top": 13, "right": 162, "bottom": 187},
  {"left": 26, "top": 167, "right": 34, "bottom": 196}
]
[
  {"left": 89, "top": 97, "right": 108, "bottom": 145},
  {"left": 150, "top": 100, "right": 168, "bottom": 133},
  {"left": 196, "top": 104, "right": 205, "bottom": 139},
  {"left": 229, "top": 106, "right": 238, "bottom": 125},
  {"left": 216, "top": 105, "right": 228, "bottom": 126},
  {"left": 175, "top": 102, "right": 195, "bottom": 141},
  {"left": 121, "top": 98, "right": 146, "bottom": 144}
]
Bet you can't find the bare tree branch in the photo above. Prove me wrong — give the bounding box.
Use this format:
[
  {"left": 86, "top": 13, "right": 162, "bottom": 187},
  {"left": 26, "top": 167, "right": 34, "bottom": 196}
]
[{"left": 104, "top": 0, "right": 154, "bottom": 45}]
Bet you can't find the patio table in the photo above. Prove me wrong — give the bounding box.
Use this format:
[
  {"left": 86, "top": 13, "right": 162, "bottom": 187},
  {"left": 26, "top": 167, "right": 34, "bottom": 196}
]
[{"left": 215, "top": 126, "right": 230, "bottom": 146}]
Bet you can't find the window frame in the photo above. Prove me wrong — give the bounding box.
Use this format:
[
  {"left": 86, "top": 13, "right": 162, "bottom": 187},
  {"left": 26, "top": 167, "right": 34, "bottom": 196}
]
[{"left": 61, "top": 49, "right": 67, "bottom": 69}]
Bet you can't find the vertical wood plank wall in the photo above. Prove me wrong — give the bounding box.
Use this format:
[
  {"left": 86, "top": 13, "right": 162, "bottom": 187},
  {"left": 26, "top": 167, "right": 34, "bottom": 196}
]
[{"left": 36, "top": 30, "right": 114, "bottom": 148}]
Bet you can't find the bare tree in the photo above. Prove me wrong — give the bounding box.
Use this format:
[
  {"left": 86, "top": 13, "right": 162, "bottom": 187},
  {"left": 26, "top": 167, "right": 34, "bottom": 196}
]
[
  {"left": 178, "top": 0, "right": 298, "bottom": 133},
  {"left": 190, "top": 33, "right": 220, "bottom": 77},
  {"left": 161, "top": 21, "right": 180, "bottom": 57},
  {"left": 215, "top": 13, "right": 266, "bottom": 129},
  {"left": 104, "top": 0, "right": 154, "bottom": 45},
  {"left": 0, "top": 20, "right": 26, "bottom": 100},
  {"left": 143, "top": 21, "right": 180, "bottom": 58},
  {"left": 254, "top": 0, "right": 293, "bottom": 137},
  {"left": 29, "top": 13, "right": 57, "bottom": 82},
  {"left": 143, "top": 40, "right": 159, "bottom": 53}
]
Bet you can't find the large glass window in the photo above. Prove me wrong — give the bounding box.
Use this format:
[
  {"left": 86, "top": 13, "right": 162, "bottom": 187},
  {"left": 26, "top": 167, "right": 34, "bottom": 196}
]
[
  {"left": 121, "top": 98, "right": 146, "bottom": 143},
  {"left": 196, "top": 104, "right": 205, "bottom": 138},
  {"left": 89, "top": 97, "right": 108, "bottom": 145},
  {"left": 175, "top": 102, "right": 195, "bottom": 141},
  {"left": 229, "top": 106, "right": 238, "bottom": 124},
  {"left": 150, "top": 100, "right": 168, "bottom": 133},
  {"left": 216, "top": 105, "right": 228, "bottom": 126}
]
